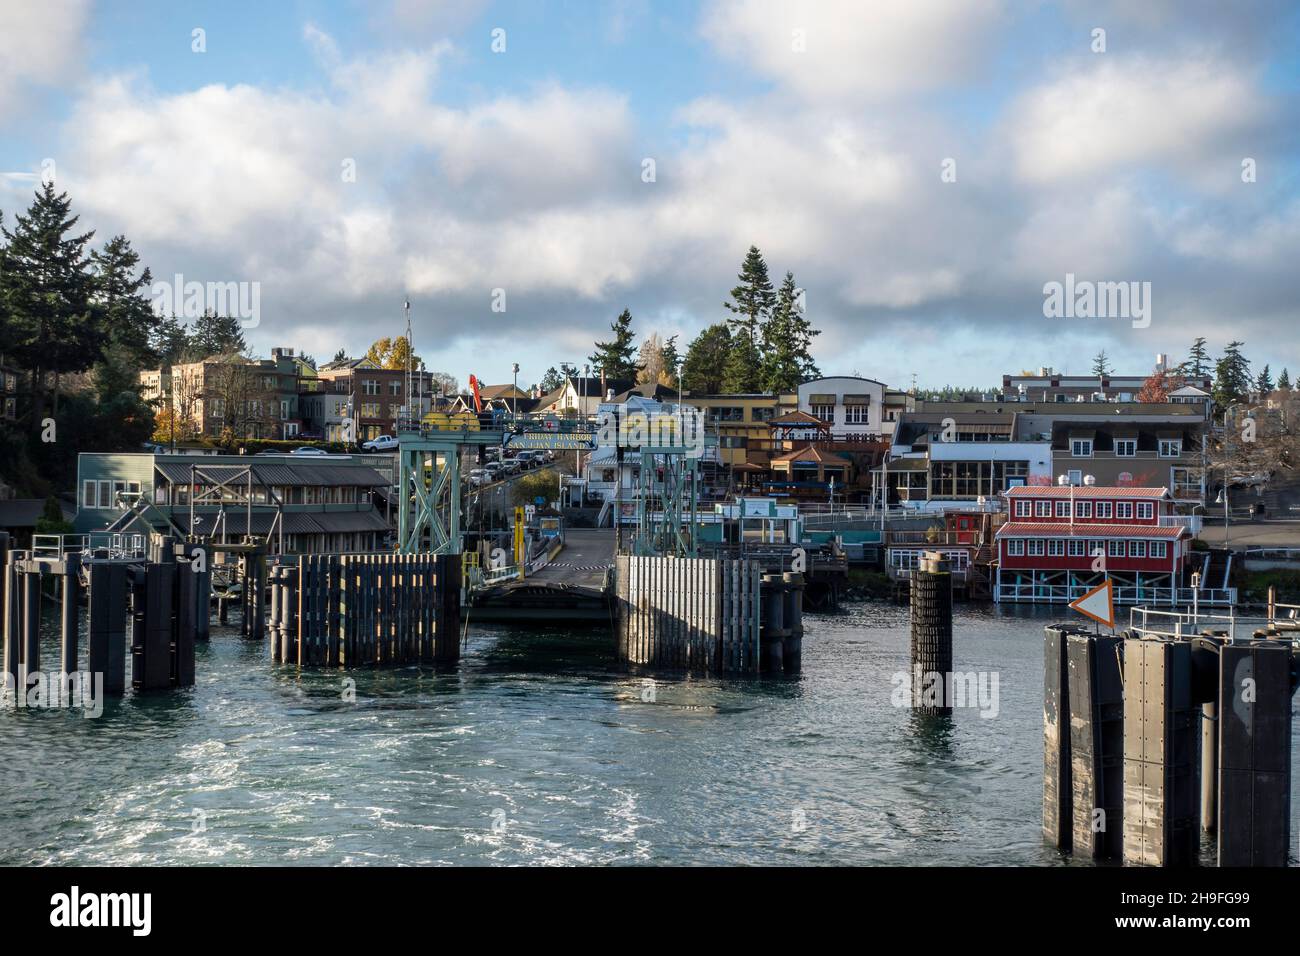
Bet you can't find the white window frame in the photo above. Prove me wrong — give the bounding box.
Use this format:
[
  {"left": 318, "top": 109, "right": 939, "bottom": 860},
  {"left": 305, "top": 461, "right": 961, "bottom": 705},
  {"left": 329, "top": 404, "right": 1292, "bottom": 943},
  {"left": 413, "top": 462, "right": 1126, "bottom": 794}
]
[
  {"left": 1028, "top": 539, "right": 1045, "bottom": 556},
  {"left": 1136, "top": 501, "right": 1153, "bottom": 520},
  {"left": 1116, "top": 502, "right": 1134, "bottom": 519},
  {"left": 83, "top": 480, "right": 97, "bottom": 508},
  {"left": 1007, "top": 539, "right": 1025, "bottom": 556},
  {"left": 1075, "top": 501, "right": 1092, "bottom": 518},
  {"left": 1048, "top": 539, "right": 1065, "bottom": 556},
  {"left": 1015, "top": 500, "right": 1031, "bottom": 517},
  {"left": 1115, "top": 439, "right": 1136, "bottom": 457},
  {"left": 1068, "top": 540, "right": 1087, "bottom": 556},
  {"left": 1035, "top": 500, "right": 1051, "bottom": 517},
  {"left": 1108, "top": 539, "right": 1125, "bottom": 556},
  {"left": 1149, "top": 541, "right": 1167, "bottom": 559},
  {"left": 1158, "top": 439, "right": 1182, "bottom": 458},
  {"left": 1129, "top": 540, "right": 1147, "bottom": 558},
  {"left": 1071, "top": 439, "right": 1093, "bottom": 457},
  {"left": 1096, "top": 501, "right": 1113, "bottom": 519},
  {"left": 1055, "top": 501, "right": 1070, "bottom": 517}
]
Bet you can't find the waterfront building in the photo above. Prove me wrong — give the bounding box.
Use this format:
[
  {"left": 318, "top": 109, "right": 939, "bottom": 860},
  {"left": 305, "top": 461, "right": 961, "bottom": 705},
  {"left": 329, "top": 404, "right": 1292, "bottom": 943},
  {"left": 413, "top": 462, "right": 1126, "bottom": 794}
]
[
  {"left": 74, "top": 451, "right": 395, "bottom": 553},
  {"left": 312, "top": 357, "right": 434, "bottom": 441},
  {"left": 1001, "top": 356, "right": 1213, "bottom": 405},
  {"left": 993, "top": 484, "right": 1201, "bottom": 605},
  {"left": 796, "top": 376, "right": 890, "bottom": 439}
]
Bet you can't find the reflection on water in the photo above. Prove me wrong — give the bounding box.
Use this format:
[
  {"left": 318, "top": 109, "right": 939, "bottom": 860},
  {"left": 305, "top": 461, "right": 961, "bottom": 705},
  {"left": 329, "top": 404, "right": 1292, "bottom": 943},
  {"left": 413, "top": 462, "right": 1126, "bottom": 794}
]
[{"left": 0, "top": 601, "right": 1294, "bottom": 866}]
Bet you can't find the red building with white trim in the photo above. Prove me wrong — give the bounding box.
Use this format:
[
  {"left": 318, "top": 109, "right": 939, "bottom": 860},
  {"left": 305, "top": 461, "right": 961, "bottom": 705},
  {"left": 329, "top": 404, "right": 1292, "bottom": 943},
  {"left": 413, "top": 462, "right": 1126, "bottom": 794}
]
[{"left": 994, "top": 485, "right": 1204, "bottom": 605}]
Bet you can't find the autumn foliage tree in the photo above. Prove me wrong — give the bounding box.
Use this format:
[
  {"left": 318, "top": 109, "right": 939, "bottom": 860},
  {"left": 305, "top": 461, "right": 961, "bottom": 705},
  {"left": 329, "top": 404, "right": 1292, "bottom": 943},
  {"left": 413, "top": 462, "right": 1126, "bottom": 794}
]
[{"left": 1135, "top": 369, "right": 1184, "bottom": 403}]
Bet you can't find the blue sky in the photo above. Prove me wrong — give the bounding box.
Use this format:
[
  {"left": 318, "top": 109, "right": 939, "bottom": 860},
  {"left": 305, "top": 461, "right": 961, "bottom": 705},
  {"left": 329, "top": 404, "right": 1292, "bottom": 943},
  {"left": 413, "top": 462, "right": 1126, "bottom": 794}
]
[{"left": 2, "top": 0, "right": 1299, "bottom": 392}]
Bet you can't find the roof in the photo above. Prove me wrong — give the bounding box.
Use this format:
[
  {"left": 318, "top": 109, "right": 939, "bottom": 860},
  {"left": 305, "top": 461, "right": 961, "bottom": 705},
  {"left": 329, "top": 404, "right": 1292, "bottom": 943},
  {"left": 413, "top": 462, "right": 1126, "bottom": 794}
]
[
  {"left": 996, "top": 522, "right": 1187, "bottom": 539},
  {"left": 0, "top": 499, "right": 47, "bottom": 528},
  {"left": 610, "top": 382, "right": 680, "bottom": 403},
  {"left": 771, "top": 446, "right": 851, "bottom": 466},
  {"left": 172, "top": 509, "right": 389, "bottom": 535},
  {"left": 154, "top": 461, "right": 388, "bottom": 487},
  {"left": 769, "top": 410, "right": 828, "bottom": 427},
  {"left": 1004, "top": 485, "right": 1170, "bottom": 498},
  {"left": 478, "top": 383, "right": 530, "bottom": 400},
  {"left": 1049, "top": 420, "right": 1197, "bottom": 451}
]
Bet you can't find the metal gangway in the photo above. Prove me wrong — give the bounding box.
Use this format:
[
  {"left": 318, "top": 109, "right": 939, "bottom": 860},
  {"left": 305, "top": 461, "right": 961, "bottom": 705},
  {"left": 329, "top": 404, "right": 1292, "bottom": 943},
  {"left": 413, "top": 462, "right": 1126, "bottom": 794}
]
[{"left": 1129, "top": 597, "right": 1300, "bottom": 644}]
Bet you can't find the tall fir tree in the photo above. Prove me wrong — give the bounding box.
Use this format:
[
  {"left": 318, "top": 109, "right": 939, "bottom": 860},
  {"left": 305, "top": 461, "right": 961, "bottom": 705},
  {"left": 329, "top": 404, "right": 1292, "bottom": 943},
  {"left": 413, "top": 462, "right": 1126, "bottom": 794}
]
[
  {"left": 660, "top": 334, "right": 681, "bottom": 385},
  {"left": 90, "top": 235, "right": 160, "bottom": 403},
  {"left": 1182, "top": 337, "right": 1211, "bottom": 378},
  {"left": 759, "top": 271, "right": 820, "bottom": 392},
  {"left": 1212, "top": 341, "right": 1252, "bottom": 408},
  {"left": 588, "top": 308, "right": 639, "bottom": 381},
  {"left": 1091, "top": 350, "right": 1112, "bottom": 377},
  {"left": 722, "top": 246, "right": 775, "bottom": 392},
  {"left": 1278, "top": 368, "right": 1292, "bottom": 390},
  {"left": 0, "top": 183, "right": 98, "bottom": 428},
  {"left": 680, "top": 323, "right": 731, "bottom": 395},
  {"left": 188, "top": 310, "right": 248, "bottom": 357},
  {"left": 1255, "top": 364, "right": 1274, "bottom": 394}
]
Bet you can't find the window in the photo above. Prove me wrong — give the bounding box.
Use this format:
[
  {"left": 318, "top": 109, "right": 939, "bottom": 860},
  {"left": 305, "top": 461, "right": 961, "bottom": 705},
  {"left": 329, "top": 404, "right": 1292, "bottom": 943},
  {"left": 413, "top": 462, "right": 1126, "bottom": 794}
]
[
  {"left": 1075, "top": 501, "right": 1092, "bottom": 518},
  {"left": 363, "top": 379, "right": 380, "bottom": 395},
  {"left": 390, "top": 381, "right": 403, "bottom": 395},
  {"left": 1108, "top": 540, "right": 1125, "bottom": 556},
  {"left": 1115, "top": 439, "right": 1136, "bottom": 457},
  {"left": 1067, "top": 470, "right": 1082, "bottom": 486},
  {"left": 1129, "top": 540, "right": 1147, "bottom": 558},
  {"left": 1028, "top": 540, "right": 1045, "bottom": 556},
  {"left": 1096, "top": 501, "right": 1113, "bottom": 519},
  {"left": 1007, "top": 539, "right": 1025, "bottom": 556},
  {"left": 1071, "top": 439, "right": 1093, "bottom": 457},
  {"left": 811, "top": 403, "right": 834, "bottom": 422},
  {"left": 1068, "top": 540, "right": 1087, "bottom": 556},
  {"left": 1055, "top": 501, "right": 1070, "bottom": 517},
  {"left": 1136, "top": 501, "right": 1153, "bottom": 520},
  {"left": 83, "top": 480, "right": 97, "bottom": 508},
  {"left": 1015, "top": 500, "right": 1030, "bottom": 517},
  {"left": 845, "top": 404, "right": 869, "bottom": 425},
  {"left": 1150, "top": 541, "right": 1167, "bottom": 559},
  {"left": 1158, "top": 439, "right": 1182, "bottom": 458},
  {"left": 1048, "top": 539, "right": 1065, "bottom": 556},
  {"left": 97, "top": 481, "right": 112, "bottom": 509},
  {"left": 1035, "top": 500, "right": 1051, "bottom": 517},
  {"left": 209, "top": 398, "right": 225, "bottom": 418},
  {"left": 280, "top": 401, "right": 289, "bottom": 420},
  {"left": 1116, "top": 502, "right": 1134, "bottom": 519},
  {"left": 360, "top": 403, "right": 380, "bottom": 418}
]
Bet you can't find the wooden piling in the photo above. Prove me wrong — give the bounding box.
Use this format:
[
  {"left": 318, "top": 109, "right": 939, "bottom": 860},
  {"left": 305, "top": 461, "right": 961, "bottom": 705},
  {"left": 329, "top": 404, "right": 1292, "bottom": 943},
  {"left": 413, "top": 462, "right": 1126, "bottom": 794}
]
[
  {"left": 1066, "top": 630, "right": 1124, "bottom": 860},
  {"left": 909, "top": 552, "right": 953, "bottom": 716},
  {"left": 1042, "top": 624, "right": 1072, "bottom": 851}
]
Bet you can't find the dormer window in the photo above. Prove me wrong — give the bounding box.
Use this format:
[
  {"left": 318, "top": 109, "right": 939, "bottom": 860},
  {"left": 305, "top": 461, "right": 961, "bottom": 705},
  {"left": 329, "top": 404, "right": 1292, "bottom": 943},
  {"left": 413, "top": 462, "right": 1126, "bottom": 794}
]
[
  {"left": 1115, "top": 439, "right": 1136, "bottom": 457},
  {"left": 1158, "top": 439, "right": 1181, "bottom": 458},
  {"left": 1071, "top": 438, "right": 1093, "bottom": 457}
]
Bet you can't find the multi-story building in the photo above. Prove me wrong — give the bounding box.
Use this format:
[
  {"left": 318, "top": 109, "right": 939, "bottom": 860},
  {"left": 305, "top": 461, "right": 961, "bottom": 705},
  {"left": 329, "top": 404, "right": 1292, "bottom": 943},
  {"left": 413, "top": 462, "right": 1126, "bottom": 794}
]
[
  {"left": 993, "top": 485, "right": 1201, "bottom": 605},
  {"left": 312, "top": 358, "right": 433, "bottom": 442},
  {"left": 1001, "top": 356, "right": 1212, "bottom": 405},
  {"left": 685, "top": 394, "right": 781, "bottom": 469},
  {"left": 796, "top": 376, "right": 889, "bottom": 439},
  {"left": 75, "top": 451, "right": 395, "bottom": 553}
]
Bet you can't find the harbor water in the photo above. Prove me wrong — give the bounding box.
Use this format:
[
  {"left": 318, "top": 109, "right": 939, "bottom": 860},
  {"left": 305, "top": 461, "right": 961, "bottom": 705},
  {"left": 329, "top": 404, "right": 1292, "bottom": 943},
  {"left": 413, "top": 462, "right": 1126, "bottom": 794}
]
[{"left": 2, "top": 602, "right": 1296, "bottom": 866}]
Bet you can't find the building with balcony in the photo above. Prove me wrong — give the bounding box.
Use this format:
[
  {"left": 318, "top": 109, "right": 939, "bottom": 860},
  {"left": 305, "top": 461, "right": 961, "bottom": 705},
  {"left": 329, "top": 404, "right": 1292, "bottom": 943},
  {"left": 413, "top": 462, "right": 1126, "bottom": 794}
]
[
  {"left": 993, "top": 485, "right": 1205, "bottom": 605},
  {"left": 797, "top": 376, "right": 889, "bottom": 439}
]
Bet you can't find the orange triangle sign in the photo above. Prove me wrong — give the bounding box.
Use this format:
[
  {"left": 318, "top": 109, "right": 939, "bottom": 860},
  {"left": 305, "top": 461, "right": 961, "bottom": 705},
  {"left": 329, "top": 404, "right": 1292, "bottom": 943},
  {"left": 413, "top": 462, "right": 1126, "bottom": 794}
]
[{"left": 1069, "top": 579, "right": 1115, "bottom": 628}]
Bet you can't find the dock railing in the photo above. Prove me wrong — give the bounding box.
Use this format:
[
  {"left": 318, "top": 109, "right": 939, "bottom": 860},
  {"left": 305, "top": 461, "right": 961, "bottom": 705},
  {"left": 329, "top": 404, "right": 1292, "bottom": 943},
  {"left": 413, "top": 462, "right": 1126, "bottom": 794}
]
[
  {"left": 996, "top": 582, "right": 1236, "bottom": 606},
  {"left": 1128, "top": 604, "right": 1300, "bottom": 643},
  {"left": 31, "top": 532, "right": 147, "bottom": 561}
]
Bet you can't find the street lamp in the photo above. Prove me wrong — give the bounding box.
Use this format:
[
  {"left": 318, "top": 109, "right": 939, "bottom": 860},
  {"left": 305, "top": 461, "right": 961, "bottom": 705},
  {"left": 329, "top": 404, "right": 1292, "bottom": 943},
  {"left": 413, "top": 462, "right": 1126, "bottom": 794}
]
[{"left": 512, "top": 362, "right": 520, "bottom": 419}]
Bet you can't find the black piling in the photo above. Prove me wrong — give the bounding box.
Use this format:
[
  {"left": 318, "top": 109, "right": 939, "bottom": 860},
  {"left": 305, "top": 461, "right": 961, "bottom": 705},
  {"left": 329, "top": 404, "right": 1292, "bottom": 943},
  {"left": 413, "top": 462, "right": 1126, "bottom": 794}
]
[
  {"left": 1066, "top": 629, "right": 1124, "bottom": 860},
  {"left": 782, "top": 571, "right": 804, "bottom": 674},
  {"left": 2, "top": 533, "right": 18, "bottom": 694},
  {"left": 909, "top": 552, "right": 953, "bottom": 716},
  {"left": 1216, "top": 641, "right": 1293, "bottom": 866},
  {"left": 60, "top": 553, "right": 81, "bottom": 675},
  {"left": 87, "top": 562, "right": 128, "bottom": 696},
  {"left": 1043, "top": 624, "right": 1072, "bottom": 851}
]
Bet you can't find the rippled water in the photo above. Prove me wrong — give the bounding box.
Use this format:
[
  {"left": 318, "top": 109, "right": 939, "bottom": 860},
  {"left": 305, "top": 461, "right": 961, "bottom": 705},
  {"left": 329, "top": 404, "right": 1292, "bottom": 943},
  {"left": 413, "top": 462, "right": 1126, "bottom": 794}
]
[{"left": 2, "top": 602, "right": 1295, "bottom": 865}]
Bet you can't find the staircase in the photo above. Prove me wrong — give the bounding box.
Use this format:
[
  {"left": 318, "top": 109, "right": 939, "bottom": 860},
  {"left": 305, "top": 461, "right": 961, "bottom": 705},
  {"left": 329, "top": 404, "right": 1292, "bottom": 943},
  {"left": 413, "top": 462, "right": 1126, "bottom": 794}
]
[{"left": 1202, "top": 548, "right": 1232, "bottom": 591}]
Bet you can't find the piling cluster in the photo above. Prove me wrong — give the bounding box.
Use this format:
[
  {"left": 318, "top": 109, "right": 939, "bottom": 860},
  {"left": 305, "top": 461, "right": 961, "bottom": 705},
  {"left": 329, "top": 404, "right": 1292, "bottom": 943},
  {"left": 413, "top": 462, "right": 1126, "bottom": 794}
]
[
  {"left": 1044, "top": 622, "right": 1296, "bottom": 866},
  {"left": 269, "top": 553, "right": 461, "bottom": 667},
  {"left": 909, "top": 552, "right": 954, "bottom": 716}
]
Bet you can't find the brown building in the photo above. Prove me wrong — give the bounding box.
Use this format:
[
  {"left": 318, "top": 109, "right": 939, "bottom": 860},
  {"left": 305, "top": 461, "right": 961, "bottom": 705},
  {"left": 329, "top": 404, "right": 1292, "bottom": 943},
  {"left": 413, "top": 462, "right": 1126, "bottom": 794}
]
[{"left": 313, "top": 358, "right": 434, "bottom": 441}]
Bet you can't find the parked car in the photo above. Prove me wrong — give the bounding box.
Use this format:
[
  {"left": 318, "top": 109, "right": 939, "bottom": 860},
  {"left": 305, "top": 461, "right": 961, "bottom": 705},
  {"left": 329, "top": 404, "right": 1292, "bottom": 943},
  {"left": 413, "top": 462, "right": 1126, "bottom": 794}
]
[
  {"left": 500, "top": 457, "right": 524, "bottom": 474},
  {"left": 483, "top": 462, "right": 503, "bottom": 480},
  {"left": 291, "top": 446, "right": 328, "bottom": 456},
  {"left": 467, "top": 469, "right": 488, "bottom": 487},
  {"left": 362, "top": 435, "right": 399, "bottom": 452}
]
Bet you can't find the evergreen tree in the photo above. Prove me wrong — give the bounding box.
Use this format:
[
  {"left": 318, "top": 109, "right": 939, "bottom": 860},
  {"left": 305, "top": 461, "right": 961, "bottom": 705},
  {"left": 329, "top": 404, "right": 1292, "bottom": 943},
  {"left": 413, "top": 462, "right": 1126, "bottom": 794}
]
[
  {"left": 1091, "top": 350, "right": 1113, "bottom": 377},
  {"left": 1255, "top": 364, "right": 1274, "bottom": 394},
  {"left": 1278, "top": 368, "right": 1292, "bottom": 390},
  {"left": 759, "top": 271, "right": 820, "bottom": 392},
  {"left": 1182, "top": 337, "right": 1211, "bottom": 378},
  {"left": 149, "top": 314, "right": 191, "bottom": 369},
  {"left": 188, "top": 310, "right": 247, "bottom": 357},
  {"left": 660, "top": 335, "right": 681, "bottom": 384},
  {"left": 90, "top": 235, "right": 158, "bottom": 365},
  {"left": 588, "top": 308, "right": 639, "bottom": 381},
  {"left": 722, "top": 246, "right": 775, "bottom": 392},
  {"left": 1212, "top": 341, "right": 1252, "bottom": 408},
  {"left": 331, "top": 348, "right": 348, "bottom": 364},
  {"left": 0, "top": 183, "right": 98, "bottom": 429},
  {"left": 680, "top": 323, "right": 731, "bottom": 395}
]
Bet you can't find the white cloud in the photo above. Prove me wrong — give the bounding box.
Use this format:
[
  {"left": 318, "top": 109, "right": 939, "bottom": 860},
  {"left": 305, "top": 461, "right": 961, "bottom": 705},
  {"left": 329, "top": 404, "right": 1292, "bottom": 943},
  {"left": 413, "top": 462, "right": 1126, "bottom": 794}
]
[
  {"left": 1007, "top": 55, "right": 1269, "bottom": 189},
  {"left": 0, "top": 0, "right": 91, "bottom": 117},
  {"left": 700, "top": 0, "right": 1005, "bottom": 100}
]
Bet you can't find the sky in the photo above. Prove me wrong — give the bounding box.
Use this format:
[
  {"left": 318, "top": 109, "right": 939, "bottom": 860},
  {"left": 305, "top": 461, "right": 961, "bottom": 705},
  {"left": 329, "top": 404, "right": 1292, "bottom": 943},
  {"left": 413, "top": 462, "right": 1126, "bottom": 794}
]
[{"left": 2, "top": 0, "right": 1299, "bottom": 392}]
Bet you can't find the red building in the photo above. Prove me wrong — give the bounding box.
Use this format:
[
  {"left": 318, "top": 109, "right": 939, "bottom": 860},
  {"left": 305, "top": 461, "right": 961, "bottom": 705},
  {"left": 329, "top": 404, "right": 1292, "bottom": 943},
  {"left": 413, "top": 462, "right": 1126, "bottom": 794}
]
[{"left": 993, "top": 485, "right": 1202, "bottom": 605}]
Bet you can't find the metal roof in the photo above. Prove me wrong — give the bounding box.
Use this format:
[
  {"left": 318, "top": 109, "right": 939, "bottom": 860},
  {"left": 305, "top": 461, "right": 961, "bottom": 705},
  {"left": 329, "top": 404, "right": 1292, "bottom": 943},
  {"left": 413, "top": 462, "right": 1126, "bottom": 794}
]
[
  {"left": 996, "top": 522, "right": 1187, "bottom": 539},
  {"left": 1004, "top": 485, "right": 1170, "bottom": 498},
  {"left": 154, "top": 461, "right": 387, "bottom": 487}
]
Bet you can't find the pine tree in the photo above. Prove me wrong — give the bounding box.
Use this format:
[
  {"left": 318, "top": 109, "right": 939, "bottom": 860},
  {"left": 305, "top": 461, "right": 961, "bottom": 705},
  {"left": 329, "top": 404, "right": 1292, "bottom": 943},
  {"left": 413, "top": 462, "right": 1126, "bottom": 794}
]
[
  {"left": 1255, "top": 364, "right": 1273, "bottom": 394},
  {"left": 1212, "top": 341, "right": 1252, "bottom": 408},
  {"left": 588, "top": 309, "right": 639, "bottom": 381},
  {"left": 1182, "top": 337, "right": 1211, "bottom": 378},
  {"left": 331, "top": 348, "right": 348, "bottom": 364},
  {"left": 150, "top": 315, "right": 190, "bottom": 368},
  {"left": 759, "top": 271, "right": 820, "bottom": 392},
  {"left": 660, "top": 335, "right": 681, "bottom": 385},
  {"left": 722, "top": 246, "right": 775, "bottom": 392},
  {"left": 90, "top": 235, "right": 160, "bottom": 405},
  {"left": 680, "top": 323, "right": 731, "bottom": 395},
  {"left": 189, "top": 310, "right": 247, "bottom": 357},
  {"left": 0, "top": 182, "right": 98, "bottom": 429},
  {"left": 1091, "top": 350, "right": 1112, "bottom": 377},
  {"left": 1278, "top": 368, "right": 1292, "bottom": 390}
]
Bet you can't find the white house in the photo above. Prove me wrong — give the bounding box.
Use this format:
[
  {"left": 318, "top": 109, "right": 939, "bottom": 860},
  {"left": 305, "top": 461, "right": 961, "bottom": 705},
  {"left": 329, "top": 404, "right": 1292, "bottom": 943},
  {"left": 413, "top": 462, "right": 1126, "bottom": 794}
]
[{"left": 797, "top": 376, "right": 889, "bottom": 439}]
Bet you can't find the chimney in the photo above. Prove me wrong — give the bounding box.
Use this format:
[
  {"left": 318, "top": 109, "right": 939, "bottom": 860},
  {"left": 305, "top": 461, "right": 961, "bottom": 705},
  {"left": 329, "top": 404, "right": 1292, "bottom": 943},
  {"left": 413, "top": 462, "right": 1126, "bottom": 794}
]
[
  {"left": 1155, "top": 353, "right": 1167, "bottom": 373},
  {"left": 600, "top": 367, "right": 607, "bottom": 395}
]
